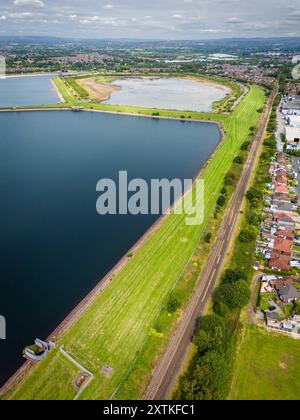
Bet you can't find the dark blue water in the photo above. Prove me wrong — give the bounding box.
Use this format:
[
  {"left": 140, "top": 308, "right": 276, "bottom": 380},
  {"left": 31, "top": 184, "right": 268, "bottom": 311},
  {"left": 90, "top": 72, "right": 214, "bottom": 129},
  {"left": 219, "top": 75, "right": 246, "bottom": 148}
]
[
  {"left": 0, "top": 110, "right": 220, "bottom": 386},
  {"left": 0, "top": 75, "right": 59, "bottom": 108}
]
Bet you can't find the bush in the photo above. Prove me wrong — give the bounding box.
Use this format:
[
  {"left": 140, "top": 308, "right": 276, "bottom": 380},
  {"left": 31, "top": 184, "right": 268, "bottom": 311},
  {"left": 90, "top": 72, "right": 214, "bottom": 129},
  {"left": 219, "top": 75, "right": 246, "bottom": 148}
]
[
  {"left": 223, "top": 268, "right": 247, "bottom": 284},
  {"left": 246, "top": 187, "right": 262, "bottom": 203},
  {"left": 247, "top": 212, "right": 261, "bottom": 227},
  {"left": 217, "top": 195, "right": 226, "bottom": 207},
  {"left": 239, "top": 228, "right": 257, "bottom": 243},
  {"left": 224, "top": 172, "right": 236, "bottom": 186},
  {"left": 204, "top": 233, "right": 212, "bottom": 244},
  {"left": 234, "top": 156, "right": 243, "bottom": 164},
  {"left": 221, "top": 187, "right": 227, "bottom": 195},
  {"left": 241, "top": 141, "right": 250, "bottom": 151},
  {"left": 167, "top": 297, "right": 181, "bottom": 313}
]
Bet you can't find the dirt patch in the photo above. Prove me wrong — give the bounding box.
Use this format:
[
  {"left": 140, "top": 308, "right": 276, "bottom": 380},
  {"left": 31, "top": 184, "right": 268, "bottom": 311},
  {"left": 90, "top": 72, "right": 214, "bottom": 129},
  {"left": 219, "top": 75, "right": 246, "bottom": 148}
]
[
  {"left": 279, "top": 362, "right": 288, "bottom": 370},
  {"left": 77, "top": 78, "right": 121, "bottom": 101}
]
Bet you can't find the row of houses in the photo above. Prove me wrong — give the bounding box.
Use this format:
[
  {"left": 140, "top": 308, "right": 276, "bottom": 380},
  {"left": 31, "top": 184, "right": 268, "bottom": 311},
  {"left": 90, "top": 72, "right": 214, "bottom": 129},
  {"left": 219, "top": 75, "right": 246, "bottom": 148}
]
[
  {"left": 256, "top": 152, "right": 300, "bottom": 272},
  {"left": 260, "top": 275, "right": 300, "bottom": 336}
]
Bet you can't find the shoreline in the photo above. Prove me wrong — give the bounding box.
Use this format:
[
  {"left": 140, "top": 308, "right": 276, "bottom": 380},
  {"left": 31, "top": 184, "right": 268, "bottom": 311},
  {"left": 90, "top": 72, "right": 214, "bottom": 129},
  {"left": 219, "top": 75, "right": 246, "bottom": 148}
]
[
  {"left": 0, "top": 105, "right": 225, "bottom": 398},
  {"left": 51, "top": 79, "right": 66, "bottom": 103},
  {"left": 0, "top": 105, "right": 224, "bottom": 133}
]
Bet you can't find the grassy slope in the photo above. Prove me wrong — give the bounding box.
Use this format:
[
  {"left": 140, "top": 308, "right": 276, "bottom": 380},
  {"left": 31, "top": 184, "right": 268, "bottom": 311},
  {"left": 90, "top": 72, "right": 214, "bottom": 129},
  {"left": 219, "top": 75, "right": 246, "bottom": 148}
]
[
  {"left": 10, "top": 86, "right": 265, "bottom": 401},
  {"left": 230, "top": 324, "right": 300, "bottom": 400}
]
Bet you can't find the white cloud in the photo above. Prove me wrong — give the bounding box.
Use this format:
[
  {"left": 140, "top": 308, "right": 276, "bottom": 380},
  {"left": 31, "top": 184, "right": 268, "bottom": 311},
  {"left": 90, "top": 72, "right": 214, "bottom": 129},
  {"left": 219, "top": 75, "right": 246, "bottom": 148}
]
[
  {"left": 0, "top": 15, "right": 7, "bottom": 20},
  {"left": 103, "top": 4, "right": 114, "bottom": 9},
  {"left": 226, "top": 17, "right": 244, "bottom": 24},
  {"left": 9, "top": 12, "right": 44, "bottom": 19},
  {"left": 172, "top": 14, "right": 183, "bottom": 19},
  {"left": 14, "top": 0, "right": 45, "bottom": 8}
]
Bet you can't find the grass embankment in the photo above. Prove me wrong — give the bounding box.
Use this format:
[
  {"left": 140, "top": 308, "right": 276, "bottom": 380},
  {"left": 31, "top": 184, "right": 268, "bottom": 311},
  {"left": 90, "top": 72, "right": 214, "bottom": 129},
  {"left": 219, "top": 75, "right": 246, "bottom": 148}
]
[
  {"left": 6, "top": 86, "right": 265, "bottom": 401},
  {"left": 229, "top": 324, "right": 300, "bottom": 400}
]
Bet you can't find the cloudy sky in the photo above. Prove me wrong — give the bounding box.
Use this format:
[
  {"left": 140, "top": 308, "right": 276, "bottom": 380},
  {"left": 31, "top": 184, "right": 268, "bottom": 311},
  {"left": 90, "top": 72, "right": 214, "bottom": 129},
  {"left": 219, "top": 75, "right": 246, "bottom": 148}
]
[{"left": 0, "top": 0, "right": 299, "bottom": 39}]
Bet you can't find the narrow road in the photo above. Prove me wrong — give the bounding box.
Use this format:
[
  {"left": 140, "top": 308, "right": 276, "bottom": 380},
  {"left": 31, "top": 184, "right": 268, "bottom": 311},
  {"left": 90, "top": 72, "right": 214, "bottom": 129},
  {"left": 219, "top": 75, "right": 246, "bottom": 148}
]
[{"left": 144, "top": 85, "right": 278, "bottom": 401}]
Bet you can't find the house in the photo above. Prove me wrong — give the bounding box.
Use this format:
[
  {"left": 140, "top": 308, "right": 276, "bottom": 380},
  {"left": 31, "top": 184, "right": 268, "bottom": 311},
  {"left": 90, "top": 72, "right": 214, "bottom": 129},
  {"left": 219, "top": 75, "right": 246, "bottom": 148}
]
[
  {"left": 278, "top": 284, "right": 300, "bottom": 303},
  {"left": 274, "top": 183, "right": 289, "bottom": 194},
  {"left": 274, "top": 212, "right": 294, "bottom": 227},
  {"left": 271, "top": 201, "right": 293, "bottom": 213},
  {"left": 274, "top": 230, "right": 294, "bottom": 241},
  {"left": 275, "top": 173, "right": 288, "bottom": 185},
  {"left": 269, "top": 253, "right": 291, "bottom": 272},
  {"left": 273, "top": 192, "right": 291, "bottom": 202},
  {"left": 273, "top": 237, "right": 293, "bottom": 256}
]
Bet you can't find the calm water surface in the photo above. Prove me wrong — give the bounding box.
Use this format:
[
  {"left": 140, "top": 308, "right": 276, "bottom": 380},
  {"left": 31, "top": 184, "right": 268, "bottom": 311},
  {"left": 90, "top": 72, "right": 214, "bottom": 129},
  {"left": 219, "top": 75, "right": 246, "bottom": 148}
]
[
  {"left": 0, "top": 75, "right": 60, "bottom": 108},
  {"left": 104, "top": 78, "right": 230, "bottom": 112},
  {"left": 0, "top": 110, "right": 220, "bottom": 385}
]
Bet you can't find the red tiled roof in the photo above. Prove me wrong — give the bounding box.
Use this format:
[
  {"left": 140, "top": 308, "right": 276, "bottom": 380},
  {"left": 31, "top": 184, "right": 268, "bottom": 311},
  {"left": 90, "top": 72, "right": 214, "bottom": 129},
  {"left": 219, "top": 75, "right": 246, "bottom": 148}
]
[
  {"left": 273, "top": 237, "right": 293, "bottom": 254},
  {"left": 274, "top": 230, "right": 295, "bottom": 241},
  {"left": 274, "top": 212, "right": 294, "bottom": 222},
  {"left": 275, "top": 174, "right": 288, "bottom": 184},
  {"left": 274, "top": 183, "right": 289, "bottom": 194},
  {"left": 269, "top": 253, "right": 291, "bottom": 272}
]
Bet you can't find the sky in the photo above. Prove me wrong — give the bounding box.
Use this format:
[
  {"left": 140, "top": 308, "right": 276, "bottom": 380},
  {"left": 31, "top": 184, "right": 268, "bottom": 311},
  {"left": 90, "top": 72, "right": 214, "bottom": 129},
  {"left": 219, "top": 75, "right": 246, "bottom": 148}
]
[{"left": 0, "top": 0, "right": 299, "bottom": 40}]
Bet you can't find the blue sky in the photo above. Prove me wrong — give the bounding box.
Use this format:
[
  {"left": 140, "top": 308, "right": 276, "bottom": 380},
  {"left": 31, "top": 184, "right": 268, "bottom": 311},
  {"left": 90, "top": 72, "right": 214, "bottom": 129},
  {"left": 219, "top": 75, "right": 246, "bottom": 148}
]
[{"left": 0, "top": 0, "right": 299, "bottom": 39}]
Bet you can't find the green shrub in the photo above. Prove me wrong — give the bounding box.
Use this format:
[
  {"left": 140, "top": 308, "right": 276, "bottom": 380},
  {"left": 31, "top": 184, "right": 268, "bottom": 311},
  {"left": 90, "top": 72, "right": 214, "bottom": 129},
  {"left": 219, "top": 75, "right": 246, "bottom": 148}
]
[
  {"left": 246, "top": 187, "right": 262, "bottom": 203},
  {"left": 234, "top": 156, "right": 243, "bottom": 164},
  {"left": 217, "top": 195, "right": 226, "bottom": 207},
  {"left": 241, "top": 141, "right": 251, "bottom": 151},
  {"left": 167, "top": 297, "right": 181, "bottom": 313},
  {"left": 224, "top": 172, "right": 236, "bottom": 186},
  {"left": 239, "top": 228, "right": 257, "bottom": 243},
  {"left": 204, "top": 233, "right": 212, "bottom": 244}
]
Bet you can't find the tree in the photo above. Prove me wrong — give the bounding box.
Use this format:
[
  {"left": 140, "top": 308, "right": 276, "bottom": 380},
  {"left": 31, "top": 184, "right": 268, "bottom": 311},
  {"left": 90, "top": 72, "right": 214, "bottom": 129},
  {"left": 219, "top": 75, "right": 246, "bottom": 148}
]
[
  {"left": 246, "top": 187, "right": 262, "bottom": 203},
  {"left": 234, "top": 156, "right": 243, "bottom": 164},
  {"left": 167, "top": 297, "right": 181, "bottom": 313},
  {"left": 223, "top": 268, "right": 247, "bottom": 284},
  {"left": 214, "top": 280, "right": 250, "bottom": 311},
  {"left": 239, "top": 228, "right": 257, "bottom": 243},
  {"left": 248, "top": 212, "right": 261, "bottom": 227},
  {"left": 224, "top": 172, "right": 236, "bottom": 186},
  {"left": 204, "top": 233, "right": 212, "bottom": 243},
  {"left": 241, "top": 141, "right": 250, "bottom": 151},
  {"left": 217, "top": 195, "right": 226, "bottom": 207}
]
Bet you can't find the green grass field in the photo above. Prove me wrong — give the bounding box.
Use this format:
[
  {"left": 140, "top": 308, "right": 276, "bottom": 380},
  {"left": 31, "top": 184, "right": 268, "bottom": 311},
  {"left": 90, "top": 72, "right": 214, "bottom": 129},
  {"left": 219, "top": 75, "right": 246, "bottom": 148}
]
[
  {"left": 230, "top": 324, "right": 300, "bottom": 400},
  {"left": 8, "top": 85, "right": 265, "bottom": 400}
]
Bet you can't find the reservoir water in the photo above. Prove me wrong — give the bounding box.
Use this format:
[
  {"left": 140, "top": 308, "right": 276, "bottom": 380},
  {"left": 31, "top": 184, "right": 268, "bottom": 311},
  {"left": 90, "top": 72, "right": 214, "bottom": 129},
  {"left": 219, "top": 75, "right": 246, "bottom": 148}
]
[
  {"left": 104, "top": 78, "right": 230, "bottom": 112},
  {"left": 0, "top": 75, "right": 60, "bottom": 108},
  {"left": 0, "top": 110, "right": 220, "bottom": 386}
]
